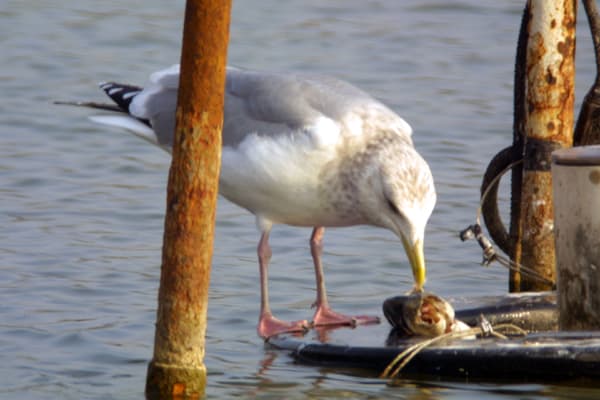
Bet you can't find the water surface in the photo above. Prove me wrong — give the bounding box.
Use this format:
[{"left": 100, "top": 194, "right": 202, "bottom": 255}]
[{"left": 1, "top": 1, "right": 599, "bottom": 398}]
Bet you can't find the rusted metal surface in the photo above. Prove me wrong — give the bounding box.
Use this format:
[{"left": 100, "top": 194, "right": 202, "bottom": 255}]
[
  {"left": 524, "top": 0, "right": 576, "bottom": 144},
  {"left": 513, "top": 0, "right": 576, "bottom": 292},
  {"left": 518, "top": 172, "right": 557, "bottom": 291},
  {"left": 146, "top": 0, "right": 231, "bottom": 398},
  {"left": 553, "top": 147, "right": 600, "bottom": 330},
  {"left": 507, "top": 4, "right": 530, "bottom": 292}
]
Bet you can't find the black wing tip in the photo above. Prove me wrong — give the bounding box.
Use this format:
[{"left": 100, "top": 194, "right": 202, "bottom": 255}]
[{"left": 98, "top": 82, "right": 143, "bottom": 112}]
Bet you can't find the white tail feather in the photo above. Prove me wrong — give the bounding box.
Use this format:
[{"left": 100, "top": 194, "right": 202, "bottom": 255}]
[{"left": 89, "top": 115, "right": 170, "bottom": 153}]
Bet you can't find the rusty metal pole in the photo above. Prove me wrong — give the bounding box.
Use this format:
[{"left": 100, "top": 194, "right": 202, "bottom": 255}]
[
  {"left": 145, "top": 0, "right": 231, "bottom": 398},
  {"left": 512, "top": 0, "right": 576, "bottom": 291}
]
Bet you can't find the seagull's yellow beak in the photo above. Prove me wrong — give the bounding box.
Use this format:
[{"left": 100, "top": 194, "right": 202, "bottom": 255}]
[{"left": 401, "top": 236, "right": 426, "bottom": 291}]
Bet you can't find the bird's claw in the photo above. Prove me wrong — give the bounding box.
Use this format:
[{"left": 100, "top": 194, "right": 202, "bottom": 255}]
[{"left": 257, "top": 314, "right": 310, "bottom": 339}]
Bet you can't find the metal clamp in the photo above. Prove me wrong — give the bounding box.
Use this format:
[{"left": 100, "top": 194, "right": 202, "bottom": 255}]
[{"left": 460, "top": 224, "right": 497, "bottom": 266}]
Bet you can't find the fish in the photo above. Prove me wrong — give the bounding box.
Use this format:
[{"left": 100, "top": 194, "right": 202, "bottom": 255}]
[{"left": 383, "top": 292, "right": 471, "bottom": 337}]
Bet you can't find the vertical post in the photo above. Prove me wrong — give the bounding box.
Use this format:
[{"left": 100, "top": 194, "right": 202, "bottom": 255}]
[
  {"left": 512, "top": 0, "right": 576, "bottom": 291},
  {"left": 508, "top": 4, "right": 530, "bottom": 292},
  {"left": 553, "top": 146, "right": 600, "bottom": 330},
  {"left": 145, "top": 0, "right": 231, "bottom": 398}
]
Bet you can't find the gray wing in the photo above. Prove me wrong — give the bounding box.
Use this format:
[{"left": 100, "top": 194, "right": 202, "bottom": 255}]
[
  {"left": 223, "top": 67, "right": 386, "bottom": 146},
  {"left": 129, "top": 65, "right": 404, "bottom": 149}
]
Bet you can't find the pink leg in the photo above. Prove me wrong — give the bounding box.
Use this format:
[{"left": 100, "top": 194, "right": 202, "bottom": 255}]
[
  {"left": 310, "top": 227, "right": 380, "bottom": 327},
  {"left": 256, "top": 230, "right": 308, "bottom": 339}
]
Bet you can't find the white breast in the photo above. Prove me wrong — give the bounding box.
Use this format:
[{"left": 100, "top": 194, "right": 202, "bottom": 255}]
[{"left": 219, "top": 126, "right": 344, "bottom": 227}]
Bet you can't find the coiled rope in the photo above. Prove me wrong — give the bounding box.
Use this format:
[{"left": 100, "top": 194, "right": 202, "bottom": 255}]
[{"left": 381, "top": 316, "right": 527, "bottom": 380}]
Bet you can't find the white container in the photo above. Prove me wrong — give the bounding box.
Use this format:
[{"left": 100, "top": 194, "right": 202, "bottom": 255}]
[{"left": 552, "top": 145, "right": 600, "bottom": 330}]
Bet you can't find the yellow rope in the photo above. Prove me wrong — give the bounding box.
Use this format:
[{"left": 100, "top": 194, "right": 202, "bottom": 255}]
[{"left": 380, "top": 323, "right": 527, "bottom": 380}]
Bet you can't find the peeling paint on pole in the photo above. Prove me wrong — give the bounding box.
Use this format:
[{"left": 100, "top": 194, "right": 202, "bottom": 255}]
[
  {"left": 146, "top": 0, "right": 231, "bottom": 398},
  {"left": 513, "top": 0, "right": 576, "bottom": 291},
  {"left": 525, "top": 0, "right": 576, "bottom": 143}
]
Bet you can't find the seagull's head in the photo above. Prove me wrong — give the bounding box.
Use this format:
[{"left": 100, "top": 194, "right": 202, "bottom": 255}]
[{"left": 369, "top": 145, "right": 436, "bottom": 292}]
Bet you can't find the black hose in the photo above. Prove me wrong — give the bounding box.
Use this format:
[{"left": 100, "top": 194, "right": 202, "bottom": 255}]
[{"left": 479, "top": 146, "right": 517, "bottom": 255}]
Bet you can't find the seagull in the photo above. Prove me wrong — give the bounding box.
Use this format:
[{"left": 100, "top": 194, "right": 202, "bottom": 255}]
[{"left": 61, "top": 65, "right": 436, "bottom": 339}]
